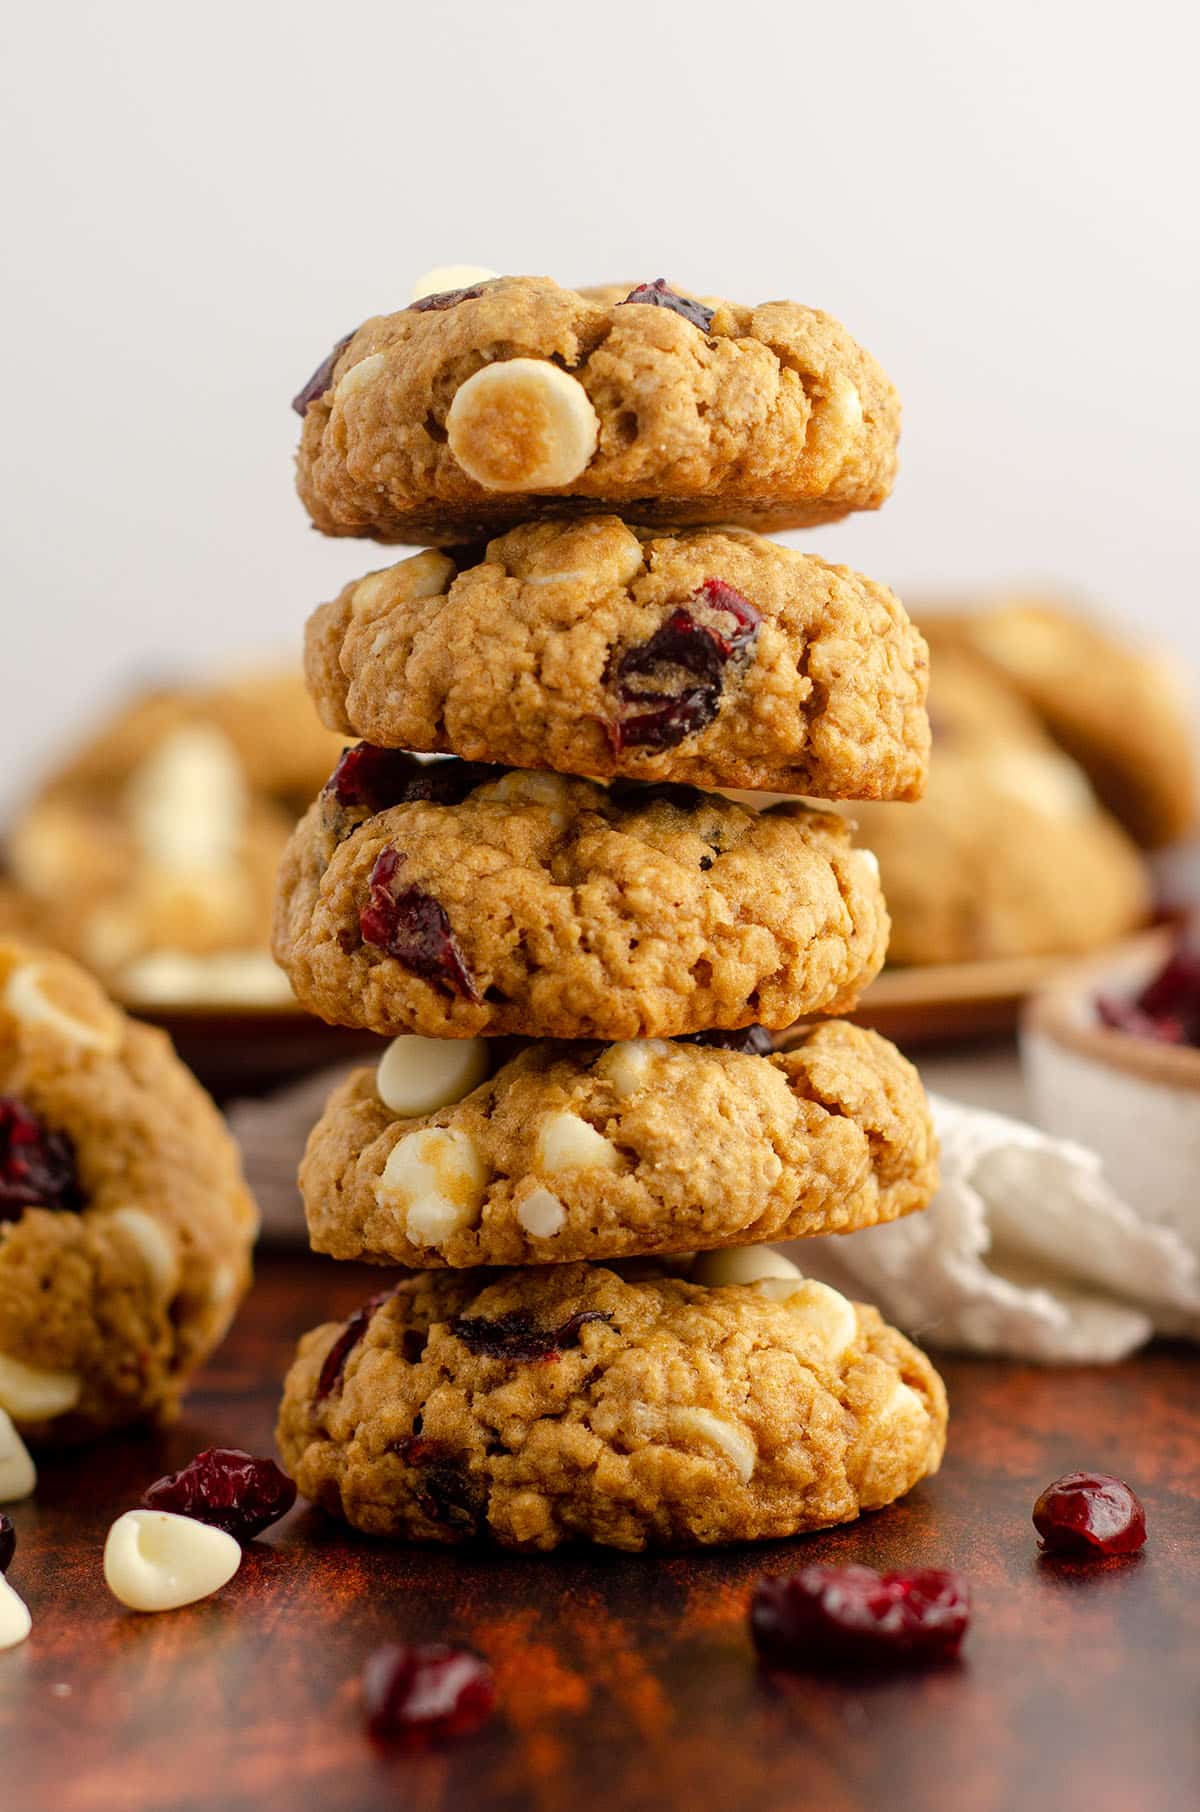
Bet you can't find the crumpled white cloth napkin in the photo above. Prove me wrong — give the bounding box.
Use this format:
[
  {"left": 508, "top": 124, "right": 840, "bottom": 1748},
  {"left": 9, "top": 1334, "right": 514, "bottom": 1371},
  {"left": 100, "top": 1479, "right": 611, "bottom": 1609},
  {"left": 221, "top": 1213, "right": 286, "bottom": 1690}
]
[{"left": 787, "top": 1094, "right": 1200, "bottom": 1363}]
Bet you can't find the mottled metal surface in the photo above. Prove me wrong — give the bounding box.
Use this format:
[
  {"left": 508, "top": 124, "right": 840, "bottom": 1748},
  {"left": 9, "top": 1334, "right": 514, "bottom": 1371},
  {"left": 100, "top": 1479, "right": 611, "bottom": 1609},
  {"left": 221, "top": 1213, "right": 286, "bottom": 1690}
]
[{"left": 3, "top": 1253, "right": 1197, "bottom": 1812}]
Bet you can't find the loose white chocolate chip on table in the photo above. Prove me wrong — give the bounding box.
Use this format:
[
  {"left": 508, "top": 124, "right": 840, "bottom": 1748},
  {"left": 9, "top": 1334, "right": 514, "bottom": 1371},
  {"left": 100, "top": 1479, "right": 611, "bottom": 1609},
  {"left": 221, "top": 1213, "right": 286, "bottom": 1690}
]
[
  {"left": 0, "top": 1576, "right": 32, "bottom": 1650},
  {"left": 378, "top": 1128, "right": 489, "bottom": 1246},
  {"left": 376, "top": 1035, "right": 489, "bottom": 1118},
  {"left": 516, "top": 1187, "right": 566, "bottom": 1239},
  {"left": 446, "top": 359, "right": 599, "bottom": 491},
  {"left": 595, "top": 1039, "right": 672, "bottom": 1101},
  {"left": 409, "top": 263, "right": 499, "bottom": 302},
  {"left": 105, "top": 1208, "right": 179, "bottom": 1297},
  {"left": 691, "top": 1246, "right": 803, "bottom": 1300},
  {"left": 2, "top": 962, "right": 121, "bottom": 1054},
  {"left": 0, "top": 1409, "right": 36, "bottom": 1503},
  {"left": 0, "top": 1353, "right": 82, "bottom": 1422},
  {"left": 672, "top": 1407, "right": 757, "bottom": 1484},
  {"left": 790, "top": 1279, "right": 859, "bottom": 1361},
  {"left": 334, "top": 352, "right": 388, "bottom": 403},
  {"left": 537, "top": 1112, "right": 621, "bottom": 1175},
  {"left": 103, "top": 1510, "right": 241, "bottom": 1613}
]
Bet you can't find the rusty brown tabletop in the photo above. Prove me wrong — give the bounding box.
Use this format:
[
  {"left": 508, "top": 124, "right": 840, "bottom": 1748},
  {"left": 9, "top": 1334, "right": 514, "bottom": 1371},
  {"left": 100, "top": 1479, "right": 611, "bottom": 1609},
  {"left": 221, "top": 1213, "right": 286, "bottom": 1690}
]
[{"left": 3, "top": 1250, "right": 1197, "bottom": 1812}]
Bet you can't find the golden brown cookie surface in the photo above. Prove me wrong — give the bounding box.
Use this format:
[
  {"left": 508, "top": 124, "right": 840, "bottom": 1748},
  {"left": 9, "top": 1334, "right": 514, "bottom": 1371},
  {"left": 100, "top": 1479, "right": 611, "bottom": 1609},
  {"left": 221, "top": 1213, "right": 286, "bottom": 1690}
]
[
  {"left": 305, "top": 519, "right": 929, "bottom": 800},
  {"left": 272, "top": 764, "right": 889, "bottom": 1040},
  {"left": 300, "top": 1021, "right": 937, "bottom": 1267},
  {"left": 0, "top": 941, "right": 256, "bottom": 1441},
  {"left": 277, "top": 1259, "right": 946, "bottom": 1551},
  {"left": 292, "top": 276, "right": 901, "bottom": 544}
]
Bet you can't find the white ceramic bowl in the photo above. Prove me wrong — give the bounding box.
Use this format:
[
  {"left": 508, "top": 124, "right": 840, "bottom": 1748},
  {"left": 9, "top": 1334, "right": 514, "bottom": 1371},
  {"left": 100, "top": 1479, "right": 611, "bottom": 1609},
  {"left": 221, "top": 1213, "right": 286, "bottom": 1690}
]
[{"left": 1021, "top": 928, "right": 1200, "bottom": 1267}]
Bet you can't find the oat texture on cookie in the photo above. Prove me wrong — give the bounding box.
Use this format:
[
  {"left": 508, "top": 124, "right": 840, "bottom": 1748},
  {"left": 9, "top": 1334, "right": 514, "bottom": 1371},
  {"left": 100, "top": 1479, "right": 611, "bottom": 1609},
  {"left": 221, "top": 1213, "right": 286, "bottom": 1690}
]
[{"left": 276, "top": 267, "right": 944, "bottom": 1550}]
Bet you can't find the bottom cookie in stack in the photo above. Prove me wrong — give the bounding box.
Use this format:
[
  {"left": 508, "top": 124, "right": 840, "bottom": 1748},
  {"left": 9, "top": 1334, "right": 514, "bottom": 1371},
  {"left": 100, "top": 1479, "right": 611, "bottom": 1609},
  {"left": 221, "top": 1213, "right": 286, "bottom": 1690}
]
[{"left": 277, "top": 1252, "right": 947, "bottom": 1552}]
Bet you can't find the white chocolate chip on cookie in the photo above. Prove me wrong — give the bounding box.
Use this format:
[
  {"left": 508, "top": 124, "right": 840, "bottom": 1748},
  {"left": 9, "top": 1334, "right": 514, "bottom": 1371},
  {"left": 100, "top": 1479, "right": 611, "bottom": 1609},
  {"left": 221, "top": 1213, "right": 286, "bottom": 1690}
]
[
  {"left": 378, "top": 1127, "right": 489, "bottom": 1247},
  {"left": 334, "top": 352, "right": 388, "bottom": 403},
  {"left": 0, "top": 1576, "right": 32, "bottom": 1650},
  {"left": 446, "top": 359, "right": 599, "bottom": 491},
  {"left": 516, "top": 1186, "right": 566, "bottom": 1239},
  {"left": 0, "top": 1353, "right": 82, "bottom": 1422},
  {"left": 376, "top": 1035, "right": 489, "bottom": 1119},
  {"left": 103, "top": 1510, "right": 241, "bottom": 1612},
  {"left": 672, "top": 1407, "right": 757, "bottom": 1483},
  {"left": 791, "top": 1278, "right": 859, "bottom": 1362},
  {"left": 691, "top": 1245, "right": 803, "bottom": 1301},
  {"left": 352, "top": 551, "right": 456, "bottom": 624},
  {"left": 126, "top": 727, "right": 247, "bottom": 872},
  {"left": 410, "top": 264, "right": 499, "bottom": 302},
  {"left": 537, "top": 1112, "right": 621, "bottom": 1174},
  {"left": 0, "top": 1409, "right": 36, "bottom": 1503},
  {"left": 595, "top": 1039, "right": 672, "bottom": 1101},
  {"left": 106, "top": 1208, "right": 180, "bottom": 1297},
  {"left": 3, "top": 959, "right": 122, "bottom": 1054}
]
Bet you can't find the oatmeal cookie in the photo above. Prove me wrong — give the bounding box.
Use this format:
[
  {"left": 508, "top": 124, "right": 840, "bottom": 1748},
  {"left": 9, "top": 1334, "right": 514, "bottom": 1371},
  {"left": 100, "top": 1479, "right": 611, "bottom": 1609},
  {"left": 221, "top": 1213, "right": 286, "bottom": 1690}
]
[
  {"left": 272, "top": 761, "right": 889, "bottom": 1039},
  {"left": 300, "top": 1020, "right": 937, "bottom": 1266},
  {"left": 304, "top": 519, "right": 929, "bottom": 799},
  {"left": 292, "top": 276, "right": 900, "bottom": 544},
  {"left": 0, "top": 940, "right": 256, "bottom": 1441},
  {"left": 920, "top": 601, "right": 1197, "bottom": 848},
  {"left": 277, "top": 1256, "right": 946, "bottom": 1551}
]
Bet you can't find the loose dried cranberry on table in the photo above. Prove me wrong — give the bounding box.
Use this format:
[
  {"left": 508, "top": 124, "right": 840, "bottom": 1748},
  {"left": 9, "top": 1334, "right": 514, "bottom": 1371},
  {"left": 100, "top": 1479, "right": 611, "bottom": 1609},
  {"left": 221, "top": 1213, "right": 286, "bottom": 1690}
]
[
  {"left": 676, "top": 1026, "right": 773, "bottom": 1056},
  {"left": 619, "top": 279, "right": 715, "bottom": 334},
  {"left": 362, "top": 1642, "right": 497, "bottom": 1746},
  {"left": 315, "top": 1289, "right": 397, "bottom": 1405},
  {"left": 327, "top": 744, "right": 497, "bottom": 815},
  {"left": 609, "top": 579, "right": 761, "bottom": 751},
  {"left": 359, "top": 849, "right": 480, "bottom": 1001},
  {"left": 0, "top": 1512, "right": 14, "bottom": 1573},
  {"left": 408, "top": 282, "right": 490, "bottom": 313},
  {"left": 751, "top": 1564, "right": 970, "bottom": 1669},
  {"left": 450, "top": 1308, "right": 612, "bottom": 1362},
  {"left": 142, "top": 1449, "right": 297, "bottom": 1542},
  {"left": 291, "top": 329, "right": 355, "bottom": 416},
  {"left": 1032, "top": 1472, "right": 1147, "bottom": 1558},
  {"left": 1096, "top": 928, "right": 1200, "bottom": 1046},
  {"left": 0, "top": 1097, "right": 83, "bottom": 1220}
]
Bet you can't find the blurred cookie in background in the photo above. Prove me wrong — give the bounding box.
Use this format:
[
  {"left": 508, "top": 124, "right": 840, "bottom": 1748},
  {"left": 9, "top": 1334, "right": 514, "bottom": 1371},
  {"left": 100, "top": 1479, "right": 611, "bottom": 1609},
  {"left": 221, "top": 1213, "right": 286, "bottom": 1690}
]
[
  {"left": 919, "top": 599, "right": 1197, "bottom": 849},
  {"left": 3, "top": 665, "right": 345, "bottom": 1009}
]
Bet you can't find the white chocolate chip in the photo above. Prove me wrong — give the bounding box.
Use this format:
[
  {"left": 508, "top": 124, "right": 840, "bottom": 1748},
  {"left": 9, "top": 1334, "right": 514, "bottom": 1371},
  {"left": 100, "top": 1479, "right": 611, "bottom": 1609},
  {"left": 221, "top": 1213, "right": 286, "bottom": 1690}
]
[
  {"left": 594, "top": 1039, "right": 673, "bottom": 1101},
  {"left": 119, "top": 949, "right": 294, "bottom": 1007},
  {"left": 103, "top": 1510, "right": 241, "bottom": 1613},
  {"left": 856, "top": 847, "right": 880, "bottom": 881},
  {"left": 410, "top": 264, "right": 499, "bottom": 302},
  {"left": 0, "top": 1354, "right": 82, "bottom": 1422},
  {"left": 989, "top": 749, "right": 1094, "bottom": 821},
  {"left": 691, "top": 1246, "right": 804, "bottom": 1300},
  {"left": 0, "top": 1576, "right": 32, "bottom": 1650},
  {"left": 526, "top": 524, "right": 644, "bottom": 591},
  {"left": 672, "top": 1407, "right": 757, "bottom": 1483},
  {"left": 825, "top": 370, "right": 864, "bottom": 437},
  {"left": 537, "top": 1112, "right": 621, "bottom": 1175},
  {"left": 873, "top": 1378, "right": 929, "bottom": 1439},
  {"left": 376, "top": 1035, "right": 489, "bottom": 1118},
  {"left": 378, "top": 1128, "right": 488, "bottom": 1247},
  {"left": 791, "top": 1279, "right": 859, "bottom": 1362},
  {"left": 516, "top": 1186, "right": 566, "bottom": 1239},
  {"left": 2, "top": 961, "right": 122, "bottom": 1053},
  {"left": 126, "top": 727, "right": 247, "bottom": 873},
  {"left": 446, "top": 359, "right": 599, "bottom": 491},
  {"left": 334, "top": 351, "right": 387, "bottom": 402},
  {"left": 208, "top": 1264, "right": 238, "bottom": 1308},
  {"left": 353, "top": 552, "right": 456, "bottom": 623},
  {"left": 0, "top": 1408, "right": 36, "bottom": 1502},
  {"left": 476, "top": 769, "right": 571, "bottom": 829},
  {"left": 106, "top": 1208, "right": 179, "bottom": 1296}
]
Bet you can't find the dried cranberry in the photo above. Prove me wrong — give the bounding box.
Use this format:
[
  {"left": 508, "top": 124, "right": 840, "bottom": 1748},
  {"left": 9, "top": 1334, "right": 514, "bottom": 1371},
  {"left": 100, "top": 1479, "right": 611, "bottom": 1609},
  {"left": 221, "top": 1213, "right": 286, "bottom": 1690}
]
[
  {"left": 408, "top": 283, "right": 490, "bottom": 313},
  {"left": 362, "top": 1642, "right": 496, "bottom": 1746},
  {"left": 0, "top": 1512, "right": 14, "bottom": 1574},
  {"left": 607, "top": 778, "right": 709, "bottom": 814},
  {"left": 610, "top": 579, "right": 761, "bottom": 751},
  {"left": 291, "top": 329, "right": 355, "bottom": 416},
  {"left": 1095, "top": 929, "right": 1200, "bottom": 1046},
  {"left": 751, "top": 1565, "right": 970, "bottom": 1669},
  {"left": 1096, "top": 996, "right": 1185, "bottom": 1043},
  {"left": 1032, "top": 1472, "right": 1147, "bottom": 1557},
  {"left": 451, "top": 1308, "right": 612, "bottom": 1362},
  {"left": 393, "top": 1437, "right": 487, "bottom": 1534},
  {"left": 676, "top": 1025, "right": 773, "bottom": 1056},
  {"left": 327, "top": 745, "right": 497, "bottom": 815},
  {"left": 315, "top": 1289, "right": 397, "bottom": 1405},
  {"left": 143, "top": 1449, "right": 297, "bottom": 1542},
  {"left": 359, "top": 850, "right": 479, "bottom": 1000},
  {"left": 619, "top": 279, "right": 715, "bottom": 333},
  {"left": 0, "top": 1098, "right": 83, "bottom": 1221}
]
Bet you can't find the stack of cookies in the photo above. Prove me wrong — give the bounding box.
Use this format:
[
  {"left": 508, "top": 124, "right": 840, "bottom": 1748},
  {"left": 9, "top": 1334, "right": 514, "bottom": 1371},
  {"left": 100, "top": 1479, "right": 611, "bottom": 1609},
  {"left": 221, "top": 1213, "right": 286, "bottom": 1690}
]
[{"left": 273, "top": 271, "right": 946, "bottom": 1552}]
